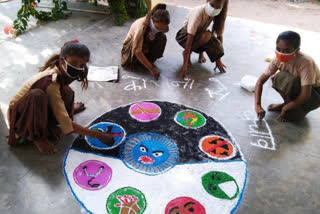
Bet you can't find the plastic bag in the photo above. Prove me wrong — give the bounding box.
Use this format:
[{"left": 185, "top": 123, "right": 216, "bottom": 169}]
[{"left": 240, "top": 75, "right": 258, "bottom": 92}]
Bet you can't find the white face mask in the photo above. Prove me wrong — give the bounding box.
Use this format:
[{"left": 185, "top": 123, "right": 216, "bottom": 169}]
[
  {"left": 148, "top": 19, "right": 159, "bottom": 41},
  {"left": 205, "top": 2, "right": 222, "bottom": 17}
]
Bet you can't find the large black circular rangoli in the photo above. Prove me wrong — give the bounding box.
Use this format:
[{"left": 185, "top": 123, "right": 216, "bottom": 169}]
[
  {"left": 65, "top": 101, "right": 247, "bottom": 214},
  {"left": 71, "top": 101, "right": 242, "bottom": 164}
]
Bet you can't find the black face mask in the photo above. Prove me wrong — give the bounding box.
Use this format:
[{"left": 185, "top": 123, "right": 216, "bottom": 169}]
[{"left": 63, "top": 58, "right": 85, "bottom": 79}]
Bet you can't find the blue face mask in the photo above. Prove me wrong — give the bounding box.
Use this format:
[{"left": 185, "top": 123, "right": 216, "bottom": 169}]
[{"left": 63, "top": 58, "right": 85, "bottom": 79}]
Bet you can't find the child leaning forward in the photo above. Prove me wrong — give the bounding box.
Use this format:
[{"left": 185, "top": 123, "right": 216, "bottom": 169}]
[
  {"left": 7, "top": 40, "right": 114, "bottom": 154},
  {"left": 255, "top": 31, "right": 320, "bottom": 122}
]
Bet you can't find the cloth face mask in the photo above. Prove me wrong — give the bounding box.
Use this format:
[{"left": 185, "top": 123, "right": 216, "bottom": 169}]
[
  {"left": 205, "top": 3, "right": 222, "bottom": 17},
  {"left": 275, "top": 49, "right": 297, "bottom": 63},
  {"left": 148, "top": 19, "right": 160, "bottom": 41},
  {"left": 63, "top": 58, "right": 85, "bottom": 79}
]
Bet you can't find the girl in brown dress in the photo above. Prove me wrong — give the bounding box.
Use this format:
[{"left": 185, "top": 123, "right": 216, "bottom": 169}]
[
  {"left": 176, "top": 0, "right": 228, "bottom": 78},
  {"left": 7, "top": 40, "right": 114, "bottom": 154},
  {"left": 121, "top": 4, "right": 170, "bottom": 80},
  {"left": 255, "top": 31, "right": 320, "bottom": 122}
]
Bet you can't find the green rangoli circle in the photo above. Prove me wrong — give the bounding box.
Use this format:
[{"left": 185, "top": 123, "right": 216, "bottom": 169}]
[
  {"left": 106, "top": 187, "right": 147, "bottom": 214},
  {"left": 174, "top": 110, "right": 206, "bottom": 129},
  {"left": 202, "top": 171, "right": 239, "bottom": 200}
]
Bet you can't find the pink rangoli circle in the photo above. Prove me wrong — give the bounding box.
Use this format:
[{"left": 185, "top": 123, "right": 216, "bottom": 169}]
[
  {"left": 129, "top": 102, "right": 161, "bottom": 122},
  {"left": 73, "top": 160, "right": 112, "bottom": 191}
]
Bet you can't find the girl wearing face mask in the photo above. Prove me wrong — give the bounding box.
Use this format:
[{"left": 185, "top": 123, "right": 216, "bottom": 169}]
[
  {"left": 7, "top": 40, "right": 114, "bottom": 154},
  {"left": 255, "top": 31, "right": 320, "bottom": 122},
  {"left": 121, "top": 4, "right": 170, "bottom": 80},
  {"left": 176, "top": 0, "right": 229, "bottom": 78}
]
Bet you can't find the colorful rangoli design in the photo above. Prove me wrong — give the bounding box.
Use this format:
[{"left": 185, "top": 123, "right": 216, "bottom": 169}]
[
  {"left": 106, "top": 187, "right": 147, "bottom": 214},
  {"left": 121, "top": 132, "right": 178, "bottom": 175},
  {"left": 165, "top": 197, "right": 206, "bottom": 214},
  {"left": 85, "top": 122, "right": 125, "bottom": 150},
  {"left": 202, "top": 171, "right": 240, "bottom": 200},
  {"left": 73, "top": 160, "right": 112, "bottom": 191},
  {"left": 129, "top": 102, "right": 161, "bottom": 122},
  {"left": 199, "top": 135, "right": 236, "bottom": 160},
  {"left": 64, "top": 101, "right": 247, "bottom": 214},
  {"left": 174, "top": 110, "right": 206, "bottom": 129}
]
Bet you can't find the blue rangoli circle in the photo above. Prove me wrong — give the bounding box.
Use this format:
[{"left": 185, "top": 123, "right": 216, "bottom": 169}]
[
  {"left": 85, "top": 122, "right": 126, "bottom": 150},
  {"left": 120, "top": 132, "right": 178, "bottom": 175}
]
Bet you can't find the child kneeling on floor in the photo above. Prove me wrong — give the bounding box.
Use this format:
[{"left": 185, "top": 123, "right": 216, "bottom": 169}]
[
  {"left": 121, "top": 3, "right": 170, "bottom": 80},
  {"left": 7, "top": 40, "right": 114, "bottom": 154},
  {"left": 255, "top": 31, "right": 320, "bottom": 122}
]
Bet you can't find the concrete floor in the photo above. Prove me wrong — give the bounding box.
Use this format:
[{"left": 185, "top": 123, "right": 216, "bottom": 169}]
[{"left": 1, "top": 1, "right": 320, "bottom": 214}]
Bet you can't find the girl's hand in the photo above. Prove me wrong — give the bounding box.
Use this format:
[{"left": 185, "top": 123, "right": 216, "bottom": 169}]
[
  {"left": 214, "top": 59, "right": 227, "bottom": 73},
  {"left": 151, "top": 67, "right": 160, "bottom": 80},
  {"left": 96, "top": 132, "right": 114, "bottom": 146},
  {"left": 255, "top": 105, "right": 266, "bottom": 120}
]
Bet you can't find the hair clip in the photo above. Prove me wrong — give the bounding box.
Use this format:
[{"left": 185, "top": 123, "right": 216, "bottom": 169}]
[{"left": 71, "top": 39, "right": 79, "bottom": 43}]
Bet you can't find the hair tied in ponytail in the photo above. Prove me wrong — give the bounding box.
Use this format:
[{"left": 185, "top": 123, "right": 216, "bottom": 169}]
[
  {"left": 150, "top": 4, "right": 170, "bottom": 25},
  {"left": 157, "top": 3, "right": 166, "bottom": 10},
  {"left": 151, "top": 3, "right": 167, "bottom": 15}
]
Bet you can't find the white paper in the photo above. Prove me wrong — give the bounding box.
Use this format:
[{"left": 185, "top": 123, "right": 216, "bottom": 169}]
[{"left": 88, "top": 66, "right": 118, "bottom": 82}]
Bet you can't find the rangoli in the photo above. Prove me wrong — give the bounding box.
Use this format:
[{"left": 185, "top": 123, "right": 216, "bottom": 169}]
[{"left": 64, "top": 101, "right": 247, "bottom": 214}]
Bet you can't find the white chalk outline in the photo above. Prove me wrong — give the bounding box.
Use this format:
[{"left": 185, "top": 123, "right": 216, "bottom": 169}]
[
  {"left": 122, "top": 75, "right": 228, "bottom": 101},
  {"left": 242, "top": 111, "right": 276, "bottom": 151}
]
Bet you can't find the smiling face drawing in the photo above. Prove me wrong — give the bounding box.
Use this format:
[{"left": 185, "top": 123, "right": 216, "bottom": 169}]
[
  {"left": 165, "top": 197, "right": 206, "bottom": 214},
  {"left": 133, "top": 140, "right": 170, "bottom": 166}
]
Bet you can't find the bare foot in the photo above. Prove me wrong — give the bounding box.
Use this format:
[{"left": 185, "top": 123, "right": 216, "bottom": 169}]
[
  {"left": 268, "top": 103, "right": 285, "bottom": 112},
  {"left": 198, "top": 52, "right": 206, "bottom": 63},
  {"left": 73, "top": 102, "right": 86, "bottom": 114},
  {"left": 33, "top": 140, "right": 57, "bottom": 155}
]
